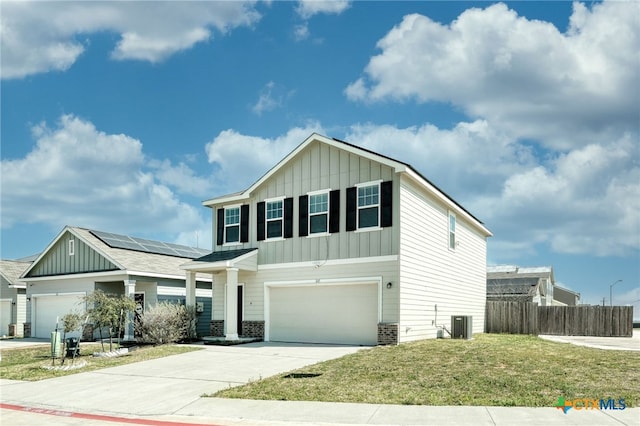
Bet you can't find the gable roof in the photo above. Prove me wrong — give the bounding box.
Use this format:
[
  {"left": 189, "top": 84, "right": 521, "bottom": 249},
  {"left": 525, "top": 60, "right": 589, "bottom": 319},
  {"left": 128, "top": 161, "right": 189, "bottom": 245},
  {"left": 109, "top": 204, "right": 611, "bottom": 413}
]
[
  {"left": 487, "top": 277, "right": 542, "bottom": 298},
  {"left": 487, "top": 265, "right": 554, "bottom": 284},
  {"left": 21, "top": 226, "right": 211, "bottom": 280},
  {"left": 204, "top": 133, "right": 491, "bottom": 237},
  {"left": 0, "top": 260, "right": 32, "bottom": 288}
]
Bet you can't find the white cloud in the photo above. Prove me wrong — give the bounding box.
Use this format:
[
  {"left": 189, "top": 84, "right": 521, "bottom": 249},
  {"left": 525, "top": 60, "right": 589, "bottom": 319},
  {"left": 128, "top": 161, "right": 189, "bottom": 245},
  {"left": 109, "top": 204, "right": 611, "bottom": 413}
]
[
  {"left": 252, "top": 81, "right": 281, "bottom": 115},
  {"left": 479, "top": 134, "right": 639, "bottom": 258},
  {"left": 296, "top": 0, "right": 351, "bottom": 19},
  {"left": 0, "top": 115, "right": 207, "bottom": 239},
  {"left": 148, "top": 159, "right": 215, "bottom": 198},
  {"left": 345, "top": 1, "right": 640, "bottom": 150},
  {"left": 294, "top": 23, "right": 310, "bottom": 41},
  {"left": 204, "top": 123, "right": 324, "bottom": 193},
  {"left": 1, "top": 1, "right": 261, "bottom": 79}
]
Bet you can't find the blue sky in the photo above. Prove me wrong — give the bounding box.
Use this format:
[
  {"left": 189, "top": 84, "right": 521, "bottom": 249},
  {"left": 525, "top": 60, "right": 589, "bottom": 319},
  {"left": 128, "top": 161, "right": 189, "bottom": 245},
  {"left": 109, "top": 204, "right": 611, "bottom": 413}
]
[{"left": 1, "top": 1, "right": 638, "bottom": 312}]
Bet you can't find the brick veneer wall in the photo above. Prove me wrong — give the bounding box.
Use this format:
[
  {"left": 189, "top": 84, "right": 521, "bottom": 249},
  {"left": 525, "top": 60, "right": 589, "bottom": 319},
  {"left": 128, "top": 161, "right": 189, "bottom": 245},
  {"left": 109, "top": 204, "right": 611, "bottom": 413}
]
[
  {"left": 210, "top": 320, "right": 224, "bottom": 337},
  {"left": 377, "top": 323, "right": 398, "bottom": 345},
  {"left": 241, "top": 321, "right": 265, "bottom": 339}
]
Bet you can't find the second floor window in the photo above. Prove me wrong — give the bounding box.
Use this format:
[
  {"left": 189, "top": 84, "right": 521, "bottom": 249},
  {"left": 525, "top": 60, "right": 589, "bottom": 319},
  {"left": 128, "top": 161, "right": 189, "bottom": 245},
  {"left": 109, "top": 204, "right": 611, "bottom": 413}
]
[
  {"left": 225, "top": 207, "right": 240, "bottom": 243},
  {"left": 346, "top": 180, "right": 392, "bottom": 232},
  {"left": 216, "top": 205, "right": 249, "bottom": 245},
  {"left": 449, "top": 212, "right": 456, "bottom": 250},
  {"left": 357, "top": 183, "right": 380, "bottom": 228},
  {"left": 309, "top": 192, "right": 329, "bottom": 234},
  {"left": 266, "top": 200, "right": 283, "bottom": 239}
]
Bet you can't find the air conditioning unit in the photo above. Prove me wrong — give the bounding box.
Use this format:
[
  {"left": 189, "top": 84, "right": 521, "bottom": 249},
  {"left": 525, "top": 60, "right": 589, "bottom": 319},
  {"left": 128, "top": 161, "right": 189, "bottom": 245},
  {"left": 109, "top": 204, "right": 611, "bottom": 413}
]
[{"left": 451, "top": 315, "right": 473, "bottom": 339}]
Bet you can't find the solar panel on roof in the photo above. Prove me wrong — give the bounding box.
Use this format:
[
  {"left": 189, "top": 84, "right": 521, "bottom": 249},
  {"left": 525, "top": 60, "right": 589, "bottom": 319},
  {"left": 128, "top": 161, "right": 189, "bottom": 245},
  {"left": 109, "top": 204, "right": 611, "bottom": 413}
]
[{"left": 90, "top": 230, "right": 208, "bottom": 259}]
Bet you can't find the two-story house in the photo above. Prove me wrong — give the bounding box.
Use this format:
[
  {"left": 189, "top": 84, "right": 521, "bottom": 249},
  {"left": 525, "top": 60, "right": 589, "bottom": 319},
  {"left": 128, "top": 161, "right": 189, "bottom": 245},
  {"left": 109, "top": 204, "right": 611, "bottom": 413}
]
[{"left": 181, "top": 134, "right": 492, "bottom": 345}]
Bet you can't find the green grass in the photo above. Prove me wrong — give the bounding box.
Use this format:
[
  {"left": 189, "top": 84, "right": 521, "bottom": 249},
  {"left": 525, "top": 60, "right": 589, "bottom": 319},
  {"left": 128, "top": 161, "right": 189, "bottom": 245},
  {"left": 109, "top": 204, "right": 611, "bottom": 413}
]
[
  {"left": 214, "top": 334, "right": 640, "bottom": 407},
  {"left": 0, "top": 342, "right": 202, "bottom": 381}
]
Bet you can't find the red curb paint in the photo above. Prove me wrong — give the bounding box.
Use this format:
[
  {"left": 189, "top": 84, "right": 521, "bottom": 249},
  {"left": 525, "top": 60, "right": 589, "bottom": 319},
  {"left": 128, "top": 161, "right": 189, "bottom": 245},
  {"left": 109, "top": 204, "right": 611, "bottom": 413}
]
[{"left": 0, "top": 403, "right": 219, "bottom": 425}]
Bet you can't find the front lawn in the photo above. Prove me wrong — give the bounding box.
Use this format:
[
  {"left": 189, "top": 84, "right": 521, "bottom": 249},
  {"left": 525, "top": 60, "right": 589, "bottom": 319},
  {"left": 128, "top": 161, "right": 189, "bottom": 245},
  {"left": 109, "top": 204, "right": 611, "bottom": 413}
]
[
  {"left": 214, "top": 334, "right": 640, "bottom": 407},
  {"left": 0, "top": 342, "right": 202, "bottom": 381}
]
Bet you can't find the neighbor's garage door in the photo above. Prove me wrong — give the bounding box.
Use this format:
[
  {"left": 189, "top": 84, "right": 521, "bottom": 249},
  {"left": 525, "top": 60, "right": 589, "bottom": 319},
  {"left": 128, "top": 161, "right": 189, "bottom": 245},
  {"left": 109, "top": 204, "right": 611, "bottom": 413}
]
[
  {"left": 34, "top": 294, "right": 85, "bottom": 338},
  {"left": 269, "top": 283, "right": 378, "bottom": 345},
  {"left": 0, "top": 299, "right": 11, "bottom": 336}
]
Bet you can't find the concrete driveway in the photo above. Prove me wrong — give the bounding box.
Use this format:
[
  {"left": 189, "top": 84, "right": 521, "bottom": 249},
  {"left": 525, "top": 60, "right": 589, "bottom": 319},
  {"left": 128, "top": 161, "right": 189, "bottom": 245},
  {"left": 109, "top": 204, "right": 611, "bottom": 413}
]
[{"left": 0, "top": 341, "right": 365, "bottom": 417}]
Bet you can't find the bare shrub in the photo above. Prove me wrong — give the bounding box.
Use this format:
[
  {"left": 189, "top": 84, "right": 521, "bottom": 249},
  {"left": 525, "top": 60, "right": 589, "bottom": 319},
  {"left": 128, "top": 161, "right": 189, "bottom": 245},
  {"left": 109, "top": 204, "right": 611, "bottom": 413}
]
[{"left": 136, "top": 302, "right": 196, "bottom": 345}]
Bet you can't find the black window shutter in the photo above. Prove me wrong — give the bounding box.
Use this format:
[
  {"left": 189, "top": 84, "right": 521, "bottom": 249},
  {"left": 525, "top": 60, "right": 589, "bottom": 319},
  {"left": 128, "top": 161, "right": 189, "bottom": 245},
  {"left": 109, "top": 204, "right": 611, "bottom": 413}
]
[
  {"left": 257, "top": 202, "right": 265, "bottom": 241},
  {"left": 381, "top": 180, "right": 393, "bottom": 228},
  {"left": 346, "top": 187, "right": 357, "bottom": 231},
  {"left": 284, "top": 197, "right": 294, "bottom": 238},
  {"left": 240, "top": 204, "right": 250, "bottom": 243},
  {"left": 216, "top": 208, "right": 224, "bottom": 246},
  {"left": 299, "top": 195, "right": 309, "bottom": 237},
  {"left": 329, "top": 189, "right": 340, "bottom": 233}
]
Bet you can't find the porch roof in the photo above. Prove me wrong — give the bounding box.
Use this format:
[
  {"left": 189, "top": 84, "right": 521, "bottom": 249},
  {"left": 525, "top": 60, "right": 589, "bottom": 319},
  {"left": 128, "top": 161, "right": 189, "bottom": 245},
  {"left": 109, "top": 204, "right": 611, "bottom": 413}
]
[{"left": 180, "top": 248, "right": 258, "bottom": 272}]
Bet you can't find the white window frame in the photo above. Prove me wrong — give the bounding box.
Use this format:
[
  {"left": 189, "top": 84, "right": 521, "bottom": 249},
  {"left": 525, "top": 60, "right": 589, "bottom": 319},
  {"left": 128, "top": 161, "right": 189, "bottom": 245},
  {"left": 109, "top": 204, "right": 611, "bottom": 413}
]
[
  {"left": 265, "top": 197, "right": 285, "bottom": 241},
  {"left": 448, "top": 211, "right": 456, "bottom": 251},
  {"left": 224, "top": 204, "right": 242, "bottom": 245},
  {"left": 68, "top": 239, "right": 75, "bottom": 256},
  {"left": 356, "top": 180, "right": 382, "bottom": 231},
  {"left": 308, "top": 189, "right": 330, "bottom": 236}
]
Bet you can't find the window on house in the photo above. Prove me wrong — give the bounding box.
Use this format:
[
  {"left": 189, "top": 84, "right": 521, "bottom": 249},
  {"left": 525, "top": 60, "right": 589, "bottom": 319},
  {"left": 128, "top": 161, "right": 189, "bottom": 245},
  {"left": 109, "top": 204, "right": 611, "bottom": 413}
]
[
  {"left": 309, "top": 192, "right": 329, "bottom": 234},
  {"left": 449, "top": 212, "right": 456, "bottom": 250},
  {"left": 358, "top": 183, "right": 380, "bottom": 228},
  {"left": 217, "top": 205, "right": 249, "bottom": 246},
  {"left": 346, "top": 181, "right": 392, "bottom": 232},
  {"left": 266, "top": 199, "right": 284, "bottom": 239},
  {"left": 225, "top": 207, "right": 240, "bottom": 243},
  {"left": 68, "top": 239, "right": 75, "bottom": 256}
]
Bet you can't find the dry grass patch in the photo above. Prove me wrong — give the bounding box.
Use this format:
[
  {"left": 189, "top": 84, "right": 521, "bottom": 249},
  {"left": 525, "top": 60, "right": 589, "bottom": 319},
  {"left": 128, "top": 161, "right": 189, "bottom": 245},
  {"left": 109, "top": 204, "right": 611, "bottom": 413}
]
[
  {"left": 0, "top": 342, "right": 201, "bottom": 381},
  {"left": 214, "top": 334, "right": 639, "bottom": 407}
]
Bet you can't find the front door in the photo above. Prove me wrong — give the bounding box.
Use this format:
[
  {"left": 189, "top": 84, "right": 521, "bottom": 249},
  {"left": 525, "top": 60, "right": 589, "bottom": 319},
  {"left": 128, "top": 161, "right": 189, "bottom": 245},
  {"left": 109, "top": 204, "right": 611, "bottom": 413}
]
[{"left": 237, "top": 285, "right": 243, "bottom": 336}]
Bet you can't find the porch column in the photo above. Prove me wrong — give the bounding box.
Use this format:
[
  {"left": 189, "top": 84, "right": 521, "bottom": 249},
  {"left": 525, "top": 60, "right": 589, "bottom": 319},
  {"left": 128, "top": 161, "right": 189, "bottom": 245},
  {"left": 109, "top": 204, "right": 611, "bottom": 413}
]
[
  {"left": 185, "top": 271, "right": 196, "bottom": 307},
  {"left": 225, "top": 268, "right": 239, "bottom": 341},
  {"left": 124, "top": 279, "right": 136, "bottom": 341}
]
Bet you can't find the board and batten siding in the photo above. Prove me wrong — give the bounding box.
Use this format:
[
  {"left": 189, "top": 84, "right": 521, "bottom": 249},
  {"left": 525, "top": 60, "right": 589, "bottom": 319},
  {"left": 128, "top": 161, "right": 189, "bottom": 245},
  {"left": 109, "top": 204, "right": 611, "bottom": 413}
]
[
  {"left": 26, "top": 231, "right": 119, "bottom": 277},
  {"left": 398, "top": 176, "right": 488, "bottom": 343},
  {"left": 211, "top": 141, "right": 399, "bottom": 265}
]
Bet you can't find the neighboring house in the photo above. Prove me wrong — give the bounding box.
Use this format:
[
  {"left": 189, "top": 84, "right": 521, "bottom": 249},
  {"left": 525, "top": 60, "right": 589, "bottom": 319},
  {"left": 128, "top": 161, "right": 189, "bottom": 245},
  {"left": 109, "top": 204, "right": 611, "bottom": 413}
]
[
  {"left": 487, "top": 265, "right": 578, "bottom": 306},
  {"left": 19, "top": 226, "right": 213, "bottom": 339},
  {"left": 181, "top": 133, "right": 492, "bottom": 345},
  {"left": 0, "top": 259, "right": 32, "bottom": 336},
  {"left": 553, "top": 285, "right": 580, "bottom": 306}
]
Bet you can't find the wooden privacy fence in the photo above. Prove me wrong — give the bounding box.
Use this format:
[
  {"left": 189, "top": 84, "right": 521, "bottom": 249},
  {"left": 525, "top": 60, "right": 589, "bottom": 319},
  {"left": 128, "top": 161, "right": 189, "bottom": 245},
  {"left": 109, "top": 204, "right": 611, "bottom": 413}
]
[{"left": 485, "top": 301, "right": 634, "bottom": 337}]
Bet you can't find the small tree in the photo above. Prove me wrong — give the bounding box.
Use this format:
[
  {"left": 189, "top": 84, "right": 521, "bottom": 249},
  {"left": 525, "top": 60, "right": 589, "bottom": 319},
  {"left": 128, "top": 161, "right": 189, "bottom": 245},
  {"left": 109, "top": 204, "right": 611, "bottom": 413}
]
[
  {"left": 60, "top": 312, "right": 83, "bottom": 366},
  {"left": 83, "top": 290, "right": 135, "bottom": 352}
]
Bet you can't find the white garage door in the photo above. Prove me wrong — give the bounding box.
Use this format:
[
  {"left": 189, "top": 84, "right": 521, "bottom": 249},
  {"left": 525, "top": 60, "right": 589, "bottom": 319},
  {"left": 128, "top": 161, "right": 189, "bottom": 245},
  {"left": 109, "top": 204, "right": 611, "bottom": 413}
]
[
  {"left": 34, "top": 294, "right": 85, "bottom": 338},
  {"left": 269, "top": 283, "right": 378, "bottom": 345},
  {"left": 0, "top": 300, "right": 11, "bottom": 336}
]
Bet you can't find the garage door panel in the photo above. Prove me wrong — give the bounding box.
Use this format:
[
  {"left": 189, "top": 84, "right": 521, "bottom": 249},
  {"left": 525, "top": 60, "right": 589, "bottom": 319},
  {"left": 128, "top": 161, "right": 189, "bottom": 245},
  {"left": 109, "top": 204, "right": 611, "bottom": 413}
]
[
  {"left": 269, "top": 284, "right": 378, "bottom": 345},
  {"left": 1, "top": 300, "right": 11, "bottom": 336},
  {"left": 34, "top": 295, "right": 85, "bottom": 339}
]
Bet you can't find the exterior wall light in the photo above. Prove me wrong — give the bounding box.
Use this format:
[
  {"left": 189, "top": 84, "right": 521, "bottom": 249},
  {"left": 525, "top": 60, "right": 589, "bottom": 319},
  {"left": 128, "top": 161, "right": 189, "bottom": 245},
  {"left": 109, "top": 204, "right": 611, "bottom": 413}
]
[{"left": 386, "top": 282, "right": 393, "bottom": 289}]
